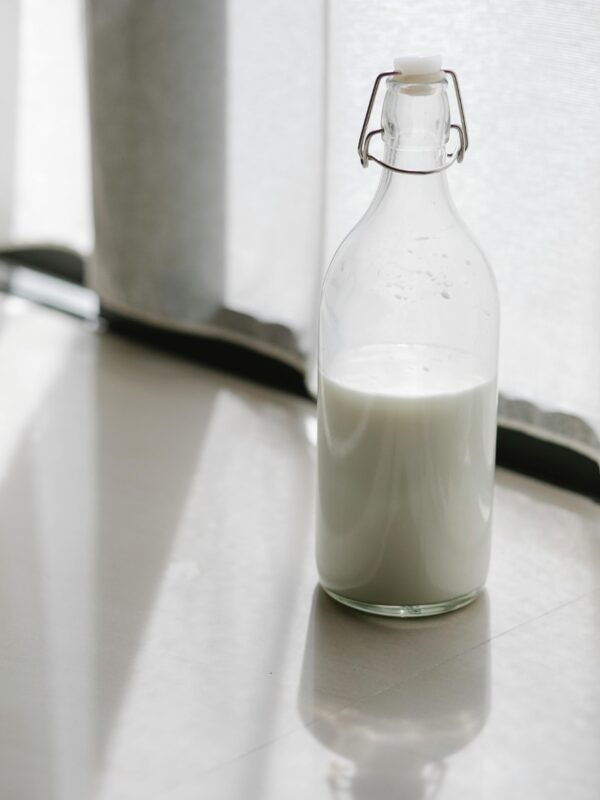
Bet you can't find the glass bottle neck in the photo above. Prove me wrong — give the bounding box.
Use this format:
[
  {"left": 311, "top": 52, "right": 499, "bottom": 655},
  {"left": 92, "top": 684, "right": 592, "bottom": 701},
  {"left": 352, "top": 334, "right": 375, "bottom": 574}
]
[
  {"left": 373, "top": 167, "right": 451, "bottom": 216},
  {"left": 370, "top": 75, "right": 454, "bottom": 221},
  {"left": 381, "top": 75, "right": 450, "bottom": 168}
]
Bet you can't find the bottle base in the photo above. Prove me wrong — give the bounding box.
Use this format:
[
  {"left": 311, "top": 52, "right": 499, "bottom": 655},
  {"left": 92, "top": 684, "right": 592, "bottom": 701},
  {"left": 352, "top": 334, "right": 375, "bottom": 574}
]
[{"left": 322, "top": 586, "right": 481, "bottom": 618}]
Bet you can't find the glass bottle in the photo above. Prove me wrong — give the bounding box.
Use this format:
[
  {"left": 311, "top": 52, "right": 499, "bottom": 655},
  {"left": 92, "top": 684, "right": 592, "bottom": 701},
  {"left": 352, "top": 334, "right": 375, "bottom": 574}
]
[{"left": 316, "top": 55, "right": 499, "bottom": 617}]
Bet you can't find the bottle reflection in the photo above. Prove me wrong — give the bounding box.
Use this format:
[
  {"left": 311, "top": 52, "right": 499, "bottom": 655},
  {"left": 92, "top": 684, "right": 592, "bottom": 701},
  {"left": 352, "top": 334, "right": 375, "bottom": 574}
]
[{"left": 298, "top": 588, "right": 491, "bottom": 800}]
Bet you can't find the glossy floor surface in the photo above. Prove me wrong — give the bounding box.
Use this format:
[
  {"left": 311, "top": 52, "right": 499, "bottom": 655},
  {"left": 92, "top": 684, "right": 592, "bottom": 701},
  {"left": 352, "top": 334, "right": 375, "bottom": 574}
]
[{"left": 1, "top": 293, "right": 599, "bottom": 800}]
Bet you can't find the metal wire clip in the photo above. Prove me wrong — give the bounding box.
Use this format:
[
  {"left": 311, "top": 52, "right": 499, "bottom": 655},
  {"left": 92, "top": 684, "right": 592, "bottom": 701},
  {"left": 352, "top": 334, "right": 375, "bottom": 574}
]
[{"left": 357, "top": 69, "right": 469, "bottom": 176}]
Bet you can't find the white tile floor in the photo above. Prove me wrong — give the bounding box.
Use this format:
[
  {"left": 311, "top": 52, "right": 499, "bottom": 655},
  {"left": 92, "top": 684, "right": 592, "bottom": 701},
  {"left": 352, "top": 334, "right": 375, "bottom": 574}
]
[{"left": 0, "top": 294, "right": 598, "bottom": 800}]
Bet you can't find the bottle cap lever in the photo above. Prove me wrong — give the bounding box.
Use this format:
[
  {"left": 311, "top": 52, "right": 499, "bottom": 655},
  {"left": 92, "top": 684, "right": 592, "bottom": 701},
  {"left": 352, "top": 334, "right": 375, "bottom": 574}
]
[{"left": 357, "top": 69, "right": 469, "bottom": 176}]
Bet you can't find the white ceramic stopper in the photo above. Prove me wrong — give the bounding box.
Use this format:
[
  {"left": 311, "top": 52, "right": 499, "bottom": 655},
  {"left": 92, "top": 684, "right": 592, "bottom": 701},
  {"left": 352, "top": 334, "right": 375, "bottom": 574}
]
[{"left": 393, "top": 54, "right": 442, "bottom": 77}]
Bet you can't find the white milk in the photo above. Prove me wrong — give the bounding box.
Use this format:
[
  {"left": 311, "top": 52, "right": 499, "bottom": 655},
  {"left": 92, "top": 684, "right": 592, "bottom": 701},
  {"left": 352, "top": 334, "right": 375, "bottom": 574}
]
[{"left": 317, "top": 344, "right": 497, "bottom": 608}]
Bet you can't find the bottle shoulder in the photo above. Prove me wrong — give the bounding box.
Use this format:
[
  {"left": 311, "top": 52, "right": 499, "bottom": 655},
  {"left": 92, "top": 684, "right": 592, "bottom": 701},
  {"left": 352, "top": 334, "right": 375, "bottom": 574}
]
[
  {"left": 324, "top": 216, "right": 497, "bottom": 300},
  {"left": 320, "top": 211, "right": 499, "bottom": 363}
]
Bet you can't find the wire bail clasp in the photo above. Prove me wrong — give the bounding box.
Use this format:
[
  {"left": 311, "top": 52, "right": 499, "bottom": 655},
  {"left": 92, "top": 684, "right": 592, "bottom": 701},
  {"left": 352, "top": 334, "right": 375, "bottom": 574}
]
[{"left": 357, "top": 69, "right": 469, "bottom": 176}]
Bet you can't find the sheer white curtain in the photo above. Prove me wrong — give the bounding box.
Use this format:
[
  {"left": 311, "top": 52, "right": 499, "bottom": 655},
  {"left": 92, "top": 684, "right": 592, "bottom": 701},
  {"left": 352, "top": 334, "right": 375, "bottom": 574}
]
[
  {"left": 0, "top": 0, "right": 90, "bottom": 251},
  {"left": 1, "top": 0, "right": 598, "bottom": 464},
  {"left": 323, "top": 0, "right": 600, "bottom": 463}
]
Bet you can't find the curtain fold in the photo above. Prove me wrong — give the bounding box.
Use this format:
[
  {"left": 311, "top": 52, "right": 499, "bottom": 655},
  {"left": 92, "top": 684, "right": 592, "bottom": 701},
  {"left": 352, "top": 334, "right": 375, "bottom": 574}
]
[{"left": 86, "top": 0, "right": 325, "bottom": 366}]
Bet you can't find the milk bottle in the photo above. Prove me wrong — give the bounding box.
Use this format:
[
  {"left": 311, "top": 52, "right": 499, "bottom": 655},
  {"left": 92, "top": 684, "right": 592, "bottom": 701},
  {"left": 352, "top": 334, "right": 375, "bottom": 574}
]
[{"left": 317, "top": 56, "right": 499, "bottom": 616}]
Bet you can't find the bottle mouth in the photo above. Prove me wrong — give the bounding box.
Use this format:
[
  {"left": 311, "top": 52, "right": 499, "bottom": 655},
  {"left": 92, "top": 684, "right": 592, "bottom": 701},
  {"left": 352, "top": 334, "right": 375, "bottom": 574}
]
[
  {"left": 390, "top": 72, "right": 445, "bottom": 85},
  {"left": 387, "top": 76, "right": 446, "bottom": 97}
]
